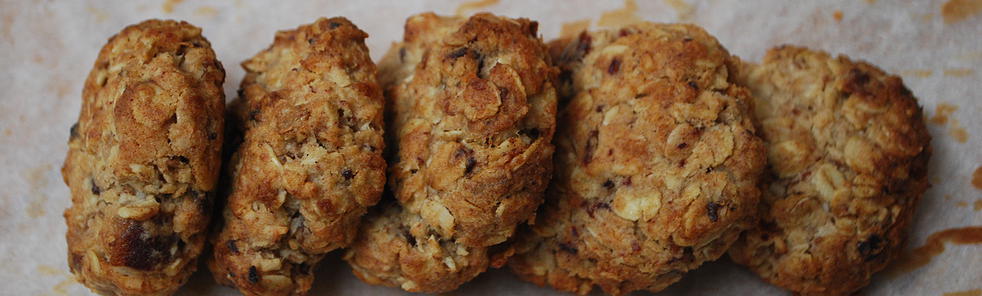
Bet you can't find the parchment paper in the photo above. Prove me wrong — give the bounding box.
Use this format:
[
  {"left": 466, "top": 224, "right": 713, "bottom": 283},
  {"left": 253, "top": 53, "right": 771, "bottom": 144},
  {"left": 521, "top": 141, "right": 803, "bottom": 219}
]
[{"left": 1, "top": 0, "right": 979, "bottom": 295}]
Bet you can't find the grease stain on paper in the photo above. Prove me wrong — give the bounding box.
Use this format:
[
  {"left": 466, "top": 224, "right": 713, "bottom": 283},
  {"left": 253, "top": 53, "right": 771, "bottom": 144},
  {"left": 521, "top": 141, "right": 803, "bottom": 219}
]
[
  {"left": 950, "top": 122, "right": 969, "bottom": 143},
  {"left": 942, "top": 0, "right": 982, "bottom": 24},
  {"left": 53, "top": 278, "right": 78, "bottom": 295},
  {"left": 886, "top": 226, "right": 982, "bottom": 277},
  {"left": 195, "top": 6, "right": 219, "bottom": 17},
  {"left": 944, "top": 68, "right": 974, "bottom": 77},
  {"left": 1, "top": 12, "right": 13, "bottom": 42},
  {"left": 930, "top": 103, "right": 957, "bottom": 125},
  {"left": 162, "top": 0, "right": 184, "bottom": 14},
  {"left": 945, "top": 289, "right": 982, "bottom": 296},
  {"left": 559, "top": 19, "right": 591, "bottom": 39},
  {"left": 664, "top": 0, "right": 694, "bottom": 21},
  {"left": 929, "top": 103, "right": 970, "bottom": 143},
  {"left": 37, "top": 265, "right": 63, "bottom": 276},
  {"left": 972, "top": 165, "right": 982, "bottom": 190},
  {"left": 86, "top": 6, "right": 108, "bottom": 23},
  {"left": 916, "top": 13, "right": 935, "bottom": 22},
  {"left": 598, "top": 0, "right": 642, "bottom": 28},
  {"left": 901, "top": 69, "right": 933, "bottom": 78},
  {"left": 957, "top": 51, "right": 982, "bottom": 61},
  {"left": 26, "top": 164, "right": 52, "bottom": 218},
  {"left": 455, "top": 0, "right": 500, "bottom": 16}
]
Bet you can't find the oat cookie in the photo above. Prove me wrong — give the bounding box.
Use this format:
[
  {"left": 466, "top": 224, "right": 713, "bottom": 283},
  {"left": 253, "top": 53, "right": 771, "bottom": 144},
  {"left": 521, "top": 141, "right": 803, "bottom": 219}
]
[
  {"left": 727, "top": 46, "right": 931, "bottom": 296},
  {"left": 508, "top": 24, "right": 766, "bottom": 295},
  {"left": 207, "top": 18, "right": 386, "bottom": 296},
  {"left": 343, "top": 12, "right": 557, "bottom": 293},
  {"left": 62, "top": 20, "right": 225, "bottom": 295}
]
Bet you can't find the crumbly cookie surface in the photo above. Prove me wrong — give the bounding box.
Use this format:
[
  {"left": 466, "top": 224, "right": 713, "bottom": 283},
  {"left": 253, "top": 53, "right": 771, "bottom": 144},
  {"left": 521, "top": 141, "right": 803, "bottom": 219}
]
[
  {"left": 62, "top": 19, "right": 225, "bottom": 295},
  {"left": 727, "top": 46, "right": 931, "bottom": 296},
  {"left": 343, "top": 12, "right": 557, "bottom": 293},
  {"left": 207, "top": 18, "right": 386, "bottom": 296},
  {"left": 508, "top": 24, "right": 765, "bottom": 295}
]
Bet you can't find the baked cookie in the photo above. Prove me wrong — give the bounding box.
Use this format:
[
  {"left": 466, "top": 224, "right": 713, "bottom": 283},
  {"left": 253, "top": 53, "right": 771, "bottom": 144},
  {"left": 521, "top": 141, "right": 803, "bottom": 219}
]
[
  {"left": 508, "top": 24, "right": 766, "bottom": 295},
  {"left": 207, "top": 18, "right": 386, "bottom": 295},
  {"left": 343, "top": 12, "right": 557, "bottom": 293},
  {"left": 62, "top": 20, "right": 225, "bottom": 295},
  {"left": 727, "top": 46, "right": 931, "bottom": 295}
]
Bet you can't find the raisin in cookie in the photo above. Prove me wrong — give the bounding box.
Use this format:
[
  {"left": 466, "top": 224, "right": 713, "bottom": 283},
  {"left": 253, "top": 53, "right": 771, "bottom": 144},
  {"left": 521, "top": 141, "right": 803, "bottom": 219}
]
[
  {"left": 343, "top": 13, "right": 557, "bottom": 293},
  {"left": 207, "top": 18, "right": 386, "bottom": 296},
  {"left": 62, "top": 20, "right": 225, "bottom": 295},
  {"left": 727, "top": 46, "right": 931, "bottom": 296},
  {"left": 508, "top": 24, "right": 766, "bottom": 295}
]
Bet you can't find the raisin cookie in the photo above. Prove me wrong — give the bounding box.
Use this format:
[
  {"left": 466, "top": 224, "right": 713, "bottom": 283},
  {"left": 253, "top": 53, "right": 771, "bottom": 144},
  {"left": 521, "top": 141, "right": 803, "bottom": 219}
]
[
  {"left": 727, "top": 46, "right": 931, "bottom": 295},
  {"left": 207, "top": 18, "right": 386, "bottom": 295},
  {"left": 62, "top": 20, "right": 225, "bottom": 295},
  {"left": 508, "top": 24, "right": 766, "bottom": 295},
  {"left": 343, "top": 13, "right": 557, "bottom": 293}
]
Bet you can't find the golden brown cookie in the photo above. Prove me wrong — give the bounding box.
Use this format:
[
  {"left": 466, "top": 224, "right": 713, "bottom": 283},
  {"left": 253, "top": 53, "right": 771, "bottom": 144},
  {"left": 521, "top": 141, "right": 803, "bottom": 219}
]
[
  {"left": 343, "top": 12, "right": 557, "bottom": 293},
  {"left": 508, "top": 24, "right": 766, "bottom": 295},
  {"left": 207, "top": 18, "right": 386, "bottom": 296},
  {"left": 727, "top": 46, "right": 931, "bottom": 296},
  {"left": 62, "top": 19, "right": 225, "bottom": 295}
]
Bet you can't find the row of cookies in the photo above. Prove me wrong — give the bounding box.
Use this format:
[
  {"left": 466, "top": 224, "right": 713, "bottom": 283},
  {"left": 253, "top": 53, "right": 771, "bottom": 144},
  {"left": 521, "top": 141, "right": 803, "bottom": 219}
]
[{"left": 62, "top": 11, "right": 930, "bottom": 296}]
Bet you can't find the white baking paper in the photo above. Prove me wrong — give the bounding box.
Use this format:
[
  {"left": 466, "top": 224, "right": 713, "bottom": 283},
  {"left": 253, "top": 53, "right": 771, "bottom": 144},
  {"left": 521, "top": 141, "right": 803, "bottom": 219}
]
[{"left": 0, "top": 0, "right": 979, "bottom": 295}]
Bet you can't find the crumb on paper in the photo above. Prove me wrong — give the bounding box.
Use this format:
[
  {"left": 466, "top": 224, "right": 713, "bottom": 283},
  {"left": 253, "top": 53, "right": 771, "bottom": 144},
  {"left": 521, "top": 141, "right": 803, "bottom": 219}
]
[
  {"left": 664, "top": 0, "right": 694, "bottom": 21},
  {"left": 901, "top": 69, "right": 934, "bottom": 78},
  {"left": 598, "top": 0, "right": 642, "bottom": 28},
  {"left": 943, "top": 68, "right": 974, "bottom": 77},
  {"left": 942, "top": 0, "right": 982, "bottom": 24},
  {"left": 930, "top": 103, "right": 957, "bottom": 125},
  {"left": 974, "top": 200, "right": 982, "bottom": 211},
  {"left": 455, "top": 0, "right": 500, "bottom": 16},
  {"left": 559, "top": 19, "right": 591, "bottom": 39},
  {"left": 162, "top": 0, "right": 184, "bottom": 14},
  {"left": 834, "top": 10, "right": 843, "bottom": 22},
  {"left": 944, "top": 289, "right": 982, "bottom": 296},
  {"left": 195, "top": 6, "right": 218, "bottom": 17}
]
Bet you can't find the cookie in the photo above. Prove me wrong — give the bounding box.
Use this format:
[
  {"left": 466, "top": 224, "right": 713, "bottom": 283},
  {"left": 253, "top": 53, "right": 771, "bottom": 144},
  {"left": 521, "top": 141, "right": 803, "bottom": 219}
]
[
  {"left": 508, "top": 23, "right": 766, "bottom": 295},
  {"left": 727, "top": 46, "right": 931, "bottom": 295},
  {"left": 343, "top": 12, "right": 557, "bottom": 293},
  {"left": 62, "top": 20, "right": 225, "bottom": 295},
  {"left": 207, "top": 18, "right": 386, "bottom": 295}
]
